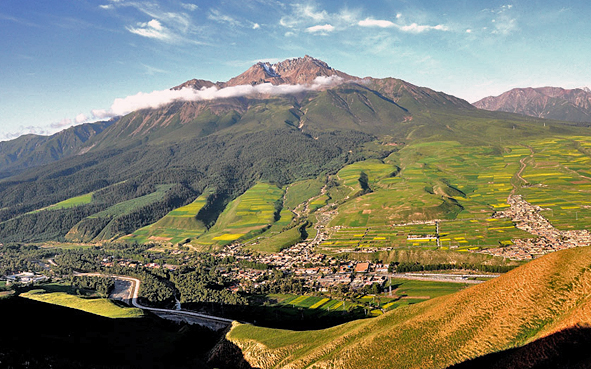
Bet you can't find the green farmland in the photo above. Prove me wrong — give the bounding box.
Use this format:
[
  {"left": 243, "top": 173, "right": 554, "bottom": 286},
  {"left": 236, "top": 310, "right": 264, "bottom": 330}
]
[
  {"left": 194, "top": 182, "right": 286, "bottom": 247},
  {"left": 284, "top": 179, "right": 324, "bottom": 209},
  {"left": 322, "top": 142, "right": 535, "bottom": 250},
  {"left": 127, "top": 190, "right": 210, "bottom": 244},
  {"left": 518, "top": 137, "right": 591, "bottom": 230},
  {"left": 267, "top": 278, "right": 469, "bottom": 318}
]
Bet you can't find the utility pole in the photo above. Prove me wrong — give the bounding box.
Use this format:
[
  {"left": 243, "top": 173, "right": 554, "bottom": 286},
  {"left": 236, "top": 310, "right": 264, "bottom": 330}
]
[
  {"left": 389, "top": 276, "right": 392, "bottom": 296},
  {"left": 436, "top": 221, "right": 440, "bottom": 247}
]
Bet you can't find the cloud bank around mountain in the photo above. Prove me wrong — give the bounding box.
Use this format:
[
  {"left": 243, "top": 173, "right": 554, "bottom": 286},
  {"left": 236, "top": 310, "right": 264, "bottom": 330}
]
[
  {"left": 93, "top": 75, "right": 344, "bottom": 118},
  {"left": 1, "top": 76, "right": 345, "bottom": 141}
]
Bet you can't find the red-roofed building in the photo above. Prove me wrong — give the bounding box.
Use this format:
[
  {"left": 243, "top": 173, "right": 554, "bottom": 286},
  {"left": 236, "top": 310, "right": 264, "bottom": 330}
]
[{"left": 354, "top": 262, "right": 370, "bottom": 273}]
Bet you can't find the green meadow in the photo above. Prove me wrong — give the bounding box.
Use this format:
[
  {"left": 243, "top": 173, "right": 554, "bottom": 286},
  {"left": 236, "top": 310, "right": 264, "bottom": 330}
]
[
  {"left": 265, "top": 278, "right": 470, "bottom": 320},
  {"left": 21, "top": 290, "right": 143, "bottom": 318},
  {"left": 30, "top": 192, "right": 94, "bottom": 213},
  {"left": 284, "top": 179, "right": 324, "bottom": 210}
]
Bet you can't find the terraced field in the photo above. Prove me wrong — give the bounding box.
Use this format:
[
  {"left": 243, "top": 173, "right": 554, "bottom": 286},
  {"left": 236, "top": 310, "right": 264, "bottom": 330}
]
[
  {"left": 284, "top": 179, "right": 324, "bottom": 210},
  {"left": 266, "top": 279, "right": 469, "bottom": 320},
  {"left": 126, "top": 189, "right": 210, "bottom": 244},
  {"left": 195, "top": 182, "right": 285, "bottom": 247},
  {"left": 67, "top": 184, "right": 174, "bottom": 242},
  {"left": 518, "top": 137, "right": 591, "bottom": 230},
  {"left": 336, "top": 159, "right": 398, "bottom": 195},
  {"left": 324, "top": 142, "right": 535, "bottom": 250}
]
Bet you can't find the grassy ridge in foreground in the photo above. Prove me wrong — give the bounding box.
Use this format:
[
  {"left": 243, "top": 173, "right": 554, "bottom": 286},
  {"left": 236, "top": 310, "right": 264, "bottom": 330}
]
[
  {"left": 21, "top": 290, "right": 144, "bottom": 318},
  {"left": 227, "top": 246, "right": 591, "bottom": 369}
]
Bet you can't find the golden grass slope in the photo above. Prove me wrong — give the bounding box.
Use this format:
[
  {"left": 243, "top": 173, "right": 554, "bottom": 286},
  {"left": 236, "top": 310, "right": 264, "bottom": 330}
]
[
  {"left": 21, "top": 291, "right": 144, "bottom": 319},
  {"left": 227, "top": 246, "right": 591, "bottom": 369}
]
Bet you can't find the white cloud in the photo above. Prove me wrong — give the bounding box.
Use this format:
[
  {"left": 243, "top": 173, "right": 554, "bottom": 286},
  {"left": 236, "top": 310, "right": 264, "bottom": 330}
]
[
  {"left": 253, "top": 23, "right": 260, "bottom": 29},
  {"left": 208, "top": 9, "right": 241, "bottom": 27},
  {"left": 483, "top": 4, "right": 518, "bottom": 36},
  {"left": 306, "top": 24, "right": 334, "bottom": 33},
  {"left": 297, "top": 4, "right": 327, "bottom": 22},
  {"left": 99, "top": 4, "right": 114, "bottom": 10},
  {"left": 142, "top": 63, "right": 168, "bottom": 75},
  {"left": 105, "top": 1, "right": 199, "bottom": 44},
  {"left": 147, "top": 19, "right": 163, "bottom": 31},
  {"left": 91, "top": 109, "right": 112, "bottom": 119},
  {"left": 51, "top": 118, "right": 73, "bottom": 129},
  {"left": 0, "top": 77, "right": 350, "bottom": 142},
  {"left": 280, "top": 3, "right": 355, "bottom": 30},
  {"left": 358, "top": 18, "right": 395, "bottom": 28},
  {"left": 358, "top": 18, "right": 448, "bottom": 33},
  {"left": 0, "top": 126, "right": 52, "bottom": 141},
  {"left": 180, "top": 3, "right": 198, "bottom": 11},
  {"left": 127, "top": 19, "right": 172, "bottom": 41},
  {"left": 75, "top": 114, "right": 89, "bottom": 124},
  {"left": 104, "top": 76, "right": 347, "bottom": 117},
  {"left": 399, "top": 23, "right": 448, "bottom": 33},
  {"left": 492, "top": 17, "right": 517, "bottom": 35}
]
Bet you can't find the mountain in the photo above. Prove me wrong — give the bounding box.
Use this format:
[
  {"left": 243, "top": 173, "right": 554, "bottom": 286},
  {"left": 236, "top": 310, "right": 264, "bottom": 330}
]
[
  {"left": 473, "top": 87, "right": 591, "bottom": 123},
  {"left": 222, "top": 246, "right": 591, "bottom": 368},
  {"left": 0, "top": 120, "right": 114, "bottom": 178},
  {"left": 88, "top": 56, "right": 475, "bottom": 150},
  {"left": 0, "top": 56, "right": 584, "bottom": 243},
  {"left": 225, "top": 55, "right": 356, "bottom": 86}
]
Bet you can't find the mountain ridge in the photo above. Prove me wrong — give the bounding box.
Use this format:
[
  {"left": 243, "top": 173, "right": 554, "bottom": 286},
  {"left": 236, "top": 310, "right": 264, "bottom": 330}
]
[
  {"left": 0, "top": 119, "right": 115, "bottom": 178},
  {"left": 473, "top": 86, "right": 591, "bottom": 123},
  {"left": 224, "top": 246, "right": 591, "bottom": 368}
]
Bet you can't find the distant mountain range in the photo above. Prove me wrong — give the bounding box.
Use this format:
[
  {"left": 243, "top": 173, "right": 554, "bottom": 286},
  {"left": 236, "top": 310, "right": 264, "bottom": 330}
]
[
  {"left": 0, "top": 120, "right": 114, "bottom": 178},
  {"left": 473, "top": 86, "right": 591, "bottom": 123}
]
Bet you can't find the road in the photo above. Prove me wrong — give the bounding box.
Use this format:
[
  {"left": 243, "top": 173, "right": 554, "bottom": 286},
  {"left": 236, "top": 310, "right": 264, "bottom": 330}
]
[
  {"left": 76, "top": 272, "right": 234, "bottom": 330},
  {"left": 391, "top": 272, "right": 499, "bottom": 284}
]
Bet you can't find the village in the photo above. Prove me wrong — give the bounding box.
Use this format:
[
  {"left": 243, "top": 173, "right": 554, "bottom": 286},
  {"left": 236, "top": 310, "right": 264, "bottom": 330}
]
[
  {"left": 481, "top": 195, "right": 591, "bottom": 260},
  {"left": 4, "top": 194, "right": 591, "bottom": 293}
]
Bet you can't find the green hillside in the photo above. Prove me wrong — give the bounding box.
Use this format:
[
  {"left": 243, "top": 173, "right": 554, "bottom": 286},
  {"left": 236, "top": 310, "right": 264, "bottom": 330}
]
[
  {"left": 65, "top": 184, "right": 174, "bottom": 242},
  {"left": 126, "top": 190, "right": 211, "bottom": 244},
  {"left": 193, "top": 182, "right": 286, "bottom": 248},
  {"left": 226, "top": 246, "right": 591, "bottom": 369},
  {"left": 0, "top": 61, "right": 589, "bottom": 244}
]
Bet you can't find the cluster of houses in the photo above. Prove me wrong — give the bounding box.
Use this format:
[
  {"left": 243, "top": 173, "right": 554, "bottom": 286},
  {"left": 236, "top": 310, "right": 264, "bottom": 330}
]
[
  {"left": 2, "top": 272, "right": 48, "bottom": 285},
  {"left": 482, "top": 195, "right": 591, "bottom": 260},
  {"left": 100, "top": 256, "right": 178, "bottom": 271},
  {"left": 217, "top": 239, "right": 393, "bottom": 292}
]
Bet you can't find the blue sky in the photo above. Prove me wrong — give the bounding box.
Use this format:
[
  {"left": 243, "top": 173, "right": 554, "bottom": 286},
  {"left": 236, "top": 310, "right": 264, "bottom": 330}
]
[{"left": 1, "top": 0, "right": 589, "bottom": 140}]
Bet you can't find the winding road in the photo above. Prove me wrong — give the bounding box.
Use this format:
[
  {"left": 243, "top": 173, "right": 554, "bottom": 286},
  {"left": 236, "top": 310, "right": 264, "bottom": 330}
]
[{"left": 77, "top": 272, "right": 234, "bottom": 330}]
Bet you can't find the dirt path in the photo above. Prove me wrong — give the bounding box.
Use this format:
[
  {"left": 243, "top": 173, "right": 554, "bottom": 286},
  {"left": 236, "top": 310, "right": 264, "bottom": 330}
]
[{"left": 512, "top": 145, "right": 534, "bottom": 194}]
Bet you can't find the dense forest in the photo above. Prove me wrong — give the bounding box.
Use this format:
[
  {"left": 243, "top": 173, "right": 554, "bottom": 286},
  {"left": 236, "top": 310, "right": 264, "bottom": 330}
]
[{"left": 0, "top": 128, "right": 376, "bottom": 242}]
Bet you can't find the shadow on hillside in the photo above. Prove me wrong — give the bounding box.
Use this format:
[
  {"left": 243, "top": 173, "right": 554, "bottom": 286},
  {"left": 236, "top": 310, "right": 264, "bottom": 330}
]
[
  {"left": 0, "top": 296, "right": 243, "bottom": 368},
  {"left": 207, "top": 333, "right": 258, "bottom": 369},
  {"left": 183, "top": 301, "right": 365, "bottom": 331},
  {"left": 447, "top": 325, "right": 591, "bottom": 369}
]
